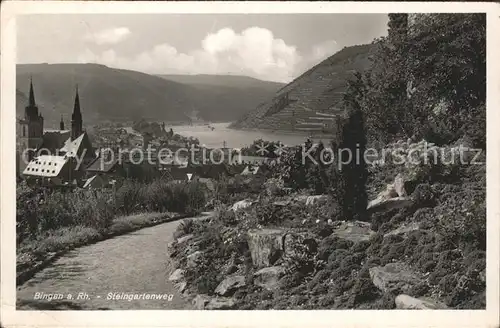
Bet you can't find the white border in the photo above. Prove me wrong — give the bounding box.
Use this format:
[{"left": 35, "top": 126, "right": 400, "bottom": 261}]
[{"left": 1, "top": 2, "right": 499, "bottom": 328}]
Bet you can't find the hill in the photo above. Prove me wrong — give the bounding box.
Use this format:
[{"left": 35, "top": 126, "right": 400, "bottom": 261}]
[
  {"left": 157, "top": 74, "right": 284, "bottom": 122},
  {"left": 158, "top": 74, "right": 283, "bottom": 89},
  {"left": 230, "top": 44, "right": 374, "bottom": 134},
  {"left": 16, "top": 64, "right": 284, "bottom": 128}
]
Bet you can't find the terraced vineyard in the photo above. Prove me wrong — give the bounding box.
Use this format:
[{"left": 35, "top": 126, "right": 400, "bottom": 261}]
[{"left": 231, "top": 44, "right": 373, "bottom": 135}]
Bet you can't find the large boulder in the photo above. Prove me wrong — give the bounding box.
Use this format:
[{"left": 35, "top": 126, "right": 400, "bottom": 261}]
[
  {"left": 214, "top": 275, "right": 246, "bottom": 296},
  {"left": 187, "top": 251, "right": 203, "bottom": 268},
  {"left": 232, "top": 199, "right": 253, "bottom": 212},
  {"left": 393, "top": 173, "right": 408, "bottom": 197},
  {"left": 192, "top": 294, "right": 211, "bottom": 310},
  {"left": 254, "top": 266, "right": 286, "bottom": 291},
  {"left": 176, "top": 281, "right": 187, "bottom": 294},
  {"left": 292, "top": 195, "right": 309, "bottom": 204},
  {"left": 184, "top": 241, "right": 201, "bottom": 257},
  {"left": 395, "top": 294, "right": 448, "bottom": 309},
  {"left": 305, "top": 195, "right": 328, "bottom": 206},
  {"left": 177, "top": 234, "right": 193, "bottom": 245},
  {"left": 369, "top": 262, "right": 422, "bottom": 294},
  {"left": 273, "top": 200, "right": 291, "bottom": 207},
  {"left": 332, "top": 221, "right": 375, "bottom": 243},
  {"left": 367, "top": 180, "right": 412, "bottom": 212},
  {"left": 193, "top": 294, "right": 236, "bottom": 310},
  {"left": 384, "top": 221, "right": 421, "bottom": 238},
  {"left": 205, "top": 297, "right": 237, "bottom": 310},
  {"left": 168, "top": 269, "right": 185, "bottom": 282},
  {"left": 247, "top": 229, "right": 285, "bottom": 268},
  {"left": 479, "top": 269, "right": 486, "bottom": 283},
  {"left": 367, "top": 197, "right": 413, "bottom": 212}
]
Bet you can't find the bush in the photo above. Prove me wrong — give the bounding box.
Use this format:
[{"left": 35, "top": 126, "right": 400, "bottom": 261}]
[
  {"left": 115, "top": 180, "right": 143, "bottom": 215},
  {"left": 116, "top": 180, "right": 206, "bottom": 215},
  {"left": 17, "top": 187, "right": 116, "bottom": 241},
  {"left": 174, "top": 219, "right": 195, "bottom": 239}
]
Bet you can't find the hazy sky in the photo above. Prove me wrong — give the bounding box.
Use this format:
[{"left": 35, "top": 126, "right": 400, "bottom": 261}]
[{"left": 17, "top": 14, "right": 389, "bottom": 83}]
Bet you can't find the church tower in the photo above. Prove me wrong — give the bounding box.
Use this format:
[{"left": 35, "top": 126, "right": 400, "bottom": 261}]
[
  {"left": 18, "top": 77, "right": 44, "bottom": 162},
  {"left": 71, "top": 86, "right": 83, "bottom": 140}
]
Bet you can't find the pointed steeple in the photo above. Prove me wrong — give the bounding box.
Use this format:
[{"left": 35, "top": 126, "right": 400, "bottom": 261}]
[
  {"left": 28, "top": 75, "right": 36, "bottom": 107},
  {"left": 73, "top": 85, "right": 81, "bottom": 118},
  {"left": 25, "top": 76, "right": 40, "bottom": 120},
  {"left": 71, "top": 85, "right": 83, "bottom": 140}
]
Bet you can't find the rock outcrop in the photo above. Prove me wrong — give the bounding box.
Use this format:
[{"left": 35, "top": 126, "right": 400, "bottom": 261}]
[
  {"left": 305, "top": 195, "right": 328, "bottom": 206},
  {"left": 384, "top": 222, "right": 420, "bottom": 238},
  {"left": 369, "top": 262, "right": 422, "bottom": 294},
  {"left": 395, "top": 294, "right": 448, "bottom": 309},
  {"left": 187, "top": 251, "right": 203, "bottom": 268},
  {"left": 232, "top": 199, "right": 253, "bottom": 212},
  {"left": 192, "top": 294, "right": 211, "bottom": 310},
  {"left": 192, "top": 294, "right": 237, "bottom": 310},
  {"left": 247, "top": 229, "right": 285, "bottom": 268},
  {"left": 367, "top": 196, "right": 413, "bottom": 213},
  {"left": 214, "top": 275, "right": 246, "bottom": 296},
  {"left": 254, "top": 266, "right": 286, "bottom": 291},
  {"left": 168, "top": 268, "right": 185, "bottom": 282},
  {"left": 367, "top": 174, "right": 413, "bottom": 212},
  {"left": 332, "top": 221, "right": 375, "bottom": 243},
  {"left": 177, "top": 234, "right": 193, "bottom": 245}
]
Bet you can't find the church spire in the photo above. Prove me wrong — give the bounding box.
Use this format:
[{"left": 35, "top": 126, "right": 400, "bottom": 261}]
[
  {"left": 25, "top": 75, "right": 40, "bottom": 120},
  {"left": 73, "top": 85, "right": 81, "bottom": 117},
  {"left": 71, "top": 85, "right": 83, "bottom": 140},
  {"left": 29, "top": 75, "right": 36, "bottom": 107}
]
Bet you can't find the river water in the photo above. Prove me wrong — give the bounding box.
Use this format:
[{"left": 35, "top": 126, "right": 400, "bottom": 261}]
[{"left": 168, "top": 123, "right": 332, "bottom": 149}]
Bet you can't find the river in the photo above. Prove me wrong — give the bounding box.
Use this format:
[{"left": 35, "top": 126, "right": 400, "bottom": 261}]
[{"left": 166, "top": 123, "right": 333, "bottom": 149}]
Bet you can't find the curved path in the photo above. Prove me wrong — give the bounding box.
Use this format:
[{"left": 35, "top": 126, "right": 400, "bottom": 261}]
[{"left": 17, "top": 213, "right": 211, "bottom": 310}]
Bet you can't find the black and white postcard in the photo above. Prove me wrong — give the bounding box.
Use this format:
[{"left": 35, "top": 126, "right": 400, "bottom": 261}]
[{"left": 1, "top": 1, "right": 499, "bottom": 328}]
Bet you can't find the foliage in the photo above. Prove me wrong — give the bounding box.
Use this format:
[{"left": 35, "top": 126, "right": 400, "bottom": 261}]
[
  {"left": 17, "top": 187, "right": 115, "bottom": 242},
  {"left": 272, "top": 138, "right": 334, "bottom": 194},
  {"left": 333, "top": 106, "right": 368, "bottom": 221},
  {"left": 354, "top": 14, "right": 486, "bottom": 147},
  {"left": 115, "top": 180, "right": 206, "bottom": 215}
]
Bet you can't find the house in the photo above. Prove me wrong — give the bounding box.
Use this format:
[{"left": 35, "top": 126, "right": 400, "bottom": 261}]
[
  {"left": 23, "top": 155, "right": 74, "bottom": 187},
  {"left": 85, "top": 155, "right": 124, "bottom": 178}
]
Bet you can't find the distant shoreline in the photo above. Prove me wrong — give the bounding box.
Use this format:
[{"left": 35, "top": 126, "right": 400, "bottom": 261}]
[{"left": 227, "top": 125, "right": 336, "bottom": 139}]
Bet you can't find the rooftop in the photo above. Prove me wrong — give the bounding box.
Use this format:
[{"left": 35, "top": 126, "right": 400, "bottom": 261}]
[{"left": 23, "top": 155, "right": 68, "bottom": 177}]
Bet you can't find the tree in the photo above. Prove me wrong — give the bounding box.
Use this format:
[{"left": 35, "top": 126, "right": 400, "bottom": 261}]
[
  {"left": 306, "top": 141, "right": 330, "bottom": 194},
  {"left": 359, "top": 13, "right": 485, "bottom": 147},
  {"left": 335, "top": 79, "right": 369, "bottom": 221}
]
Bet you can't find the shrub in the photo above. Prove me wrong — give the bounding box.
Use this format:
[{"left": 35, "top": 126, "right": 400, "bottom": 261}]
[
  {"left": 411, "top": 183, "right": 436, "bottom": 209},
  {"left": 435, "top": 189, "right": 486, "bottom": 252},
  {"left": 174, "top": 219, "right": 195, "bottom": 239},
  {"left": 116, "top": 180, "right": 206, "bottom": 215},
  {"left": 115, "top": 180, "right": 143, "bottom": 215}
]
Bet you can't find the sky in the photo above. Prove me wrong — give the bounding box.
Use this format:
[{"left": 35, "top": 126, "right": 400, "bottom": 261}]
[{"left": 17, "top": 14, "right": 389, "bottom": 83}]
